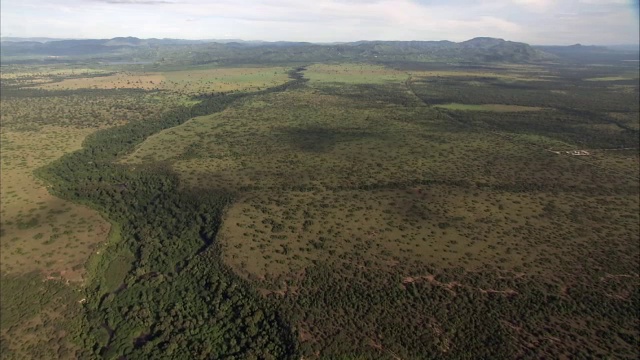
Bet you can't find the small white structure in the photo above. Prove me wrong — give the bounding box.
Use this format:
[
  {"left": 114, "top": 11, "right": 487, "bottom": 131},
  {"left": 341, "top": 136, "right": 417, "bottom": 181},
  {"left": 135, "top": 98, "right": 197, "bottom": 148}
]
[{"left": 566, "top": 150, "right": 590, "bottom": 156}]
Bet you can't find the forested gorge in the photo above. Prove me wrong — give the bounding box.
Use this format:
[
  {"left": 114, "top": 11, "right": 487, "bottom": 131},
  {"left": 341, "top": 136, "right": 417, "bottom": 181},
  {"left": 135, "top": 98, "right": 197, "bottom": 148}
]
[{"left": 28, "top": 70, "right": 308, "bottom": 359}]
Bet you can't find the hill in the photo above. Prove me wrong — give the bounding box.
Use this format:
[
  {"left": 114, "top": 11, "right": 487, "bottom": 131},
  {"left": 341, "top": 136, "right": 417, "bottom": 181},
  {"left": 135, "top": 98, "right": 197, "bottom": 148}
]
[
  {"left": 0, "top": 36, "right": 551, "bottom": 64},
  {"left": 535, "top": 43, "right": 639, "bottom": 63},
  {"left": 6, "top": 36, "right": 636, "bottom": 66}
]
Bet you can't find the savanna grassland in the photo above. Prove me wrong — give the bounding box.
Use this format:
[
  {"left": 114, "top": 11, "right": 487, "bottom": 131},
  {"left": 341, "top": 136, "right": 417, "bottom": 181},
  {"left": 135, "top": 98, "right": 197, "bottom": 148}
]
[
  {"left": 0, "top": 63, "right": 294, "bottom": 359},
  {"left": 117, "top": 62, "right": 639, "bottom": 358},
  {"left": 1, "top": 53, "right": 638, "bottom": 360},
  {"left": 0, "top": 64, "right": 205, "bottom": 282},
  {"left": 32, "top": 65, "right": 292, "bottom": 96}
]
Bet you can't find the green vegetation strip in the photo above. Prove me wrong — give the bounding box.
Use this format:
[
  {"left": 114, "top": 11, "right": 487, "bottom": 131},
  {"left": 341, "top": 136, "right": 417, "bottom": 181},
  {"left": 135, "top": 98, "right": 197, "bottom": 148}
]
[
  {"left": 585, "top": 76, "right": 638, "bottom": 81},
  {"left": 32, "top": 69, "right": 308, "bottom": 359}
]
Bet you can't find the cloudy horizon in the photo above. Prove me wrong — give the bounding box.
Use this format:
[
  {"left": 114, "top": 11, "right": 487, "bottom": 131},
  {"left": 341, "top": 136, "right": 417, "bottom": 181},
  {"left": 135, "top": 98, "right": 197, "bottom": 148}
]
[{"left": 1, "top": 0, "right": 639, "bottom": 45}]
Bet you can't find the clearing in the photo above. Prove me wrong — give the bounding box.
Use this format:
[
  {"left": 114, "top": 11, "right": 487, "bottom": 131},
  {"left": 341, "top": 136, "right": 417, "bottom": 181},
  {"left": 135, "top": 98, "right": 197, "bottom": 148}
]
[
  {"left": 0, "top": 126, "right": 110, "bottom": 282},
  {"left": 34, "top": 66, "right": 292, "bottom": 95}
]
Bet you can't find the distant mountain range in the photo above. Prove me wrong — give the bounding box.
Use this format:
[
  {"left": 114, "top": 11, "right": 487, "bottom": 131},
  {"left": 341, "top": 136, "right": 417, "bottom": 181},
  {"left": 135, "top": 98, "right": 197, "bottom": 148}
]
[
  {"left": 0, "top": 36, "right": 263, "bottom": 45},
  {"left": 1, "top": 37, "right": 75, "bottom": 43},
  {"left": 1, "top": 36, "right": 637, "bottom": 65},
  {"left": 1, "top": 37, "right": 212, "bottom": 55},
  {"left": 534, "top": 43, "right": 639, "bottom": 63}
]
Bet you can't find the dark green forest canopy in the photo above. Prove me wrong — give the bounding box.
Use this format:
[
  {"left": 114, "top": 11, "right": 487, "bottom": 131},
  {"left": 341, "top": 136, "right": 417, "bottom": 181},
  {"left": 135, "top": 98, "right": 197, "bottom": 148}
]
[{"left": 24, "top": 74, "right": 307, "bottom": 359}]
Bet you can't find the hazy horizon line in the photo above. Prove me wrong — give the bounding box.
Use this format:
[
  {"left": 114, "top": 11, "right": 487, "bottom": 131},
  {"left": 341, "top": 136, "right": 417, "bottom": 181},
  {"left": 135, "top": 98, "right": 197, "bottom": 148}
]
[{"left": 2, "top": 35, "right": 639, "bottom": 47}]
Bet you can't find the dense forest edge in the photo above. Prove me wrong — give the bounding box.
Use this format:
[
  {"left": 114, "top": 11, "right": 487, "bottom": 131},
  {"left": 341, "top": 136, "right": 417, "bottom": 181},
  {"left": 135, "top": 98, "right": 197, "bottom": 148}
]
[{"left": 22, "top": 68, "right": 309, "bottom": 359}]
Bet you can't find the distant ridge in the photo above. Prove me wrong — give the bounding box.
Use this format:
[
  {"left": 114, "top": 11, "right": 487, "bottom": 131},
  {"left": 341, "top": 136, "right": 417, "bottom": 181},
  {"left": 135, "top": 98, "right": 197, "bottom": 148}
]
[
  {"left": 4, "top": 36, "right": 632, "bottom": 64},
  {"left": 534, "top": 43, "right": 639, "bottom": 63},
  {"left": 1, "top": 37, "right": 73, "bottom": 43}
]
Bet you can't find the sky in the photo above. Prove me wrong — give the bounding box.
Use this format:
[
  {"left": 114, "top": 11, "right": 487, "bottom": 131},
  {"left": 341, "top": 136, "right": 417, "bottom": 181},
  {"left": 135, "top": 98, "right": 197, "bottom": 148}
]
[{"left": 1, "top": 0, "right": 639, "bottom": 45}]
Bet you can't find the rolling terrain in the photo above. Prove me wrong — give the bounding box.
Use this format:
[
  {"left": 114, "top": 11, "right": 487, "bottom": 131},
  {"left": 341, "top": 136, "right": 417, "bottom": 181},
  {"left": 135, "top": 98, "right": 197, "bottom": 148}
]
[
  {"left": 2, "top": 36, "right": 638, "bottom": 67},
  {"left": 0, "top": 39, "right": 638, "bottom": 359}
]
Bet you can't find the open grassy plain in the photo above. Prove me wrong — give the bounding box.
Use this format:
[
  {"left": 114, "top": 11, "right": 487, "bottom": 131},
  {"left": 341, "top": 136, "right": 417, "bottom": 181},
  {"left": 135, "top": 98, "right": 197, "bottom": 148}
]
[
  {"left": 1, "top": 69, "right": 194, "bottom": 281},
  {"left": 0, "top": 126, "right": 110, "bottom": 281},
  {"left": 304, "top": 63, "right": 407, "bottom": 84},
  {"left": 0, "top": 65, "right": 206, "bottom": 358},
  {"left": 15, "top": 65, "right": 293, "bottom": 96}
]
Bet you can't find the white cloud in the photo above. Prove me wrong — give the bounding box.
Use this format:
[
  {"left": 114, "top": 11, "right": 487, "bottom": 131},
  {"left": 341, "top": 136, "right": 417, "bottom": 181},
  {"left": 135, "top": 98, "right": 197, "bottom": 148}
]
[
  {"left": 1, "top": 0, "right": 638, "bottom": 44},
  {"left": 511, "top": 0, "right": 556, "bottom": 12}
]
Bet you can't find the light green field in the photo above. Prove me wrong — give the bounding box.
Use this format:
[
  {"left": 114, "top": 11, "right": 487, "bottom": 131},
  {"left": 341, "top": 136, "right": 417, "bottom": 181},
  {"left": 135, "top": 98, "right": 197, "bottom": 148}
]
[
  {"left": 410, "top": 68, "right": 552, "bottom": 82},
  {"left": 585, "top": 76, "right": 639, "bottom": 81},
  {"left": 305, "top": 63, "right": 407, "bottom": 84},
  {"left": 0, "top": 127, "right": 111, "bottom": 282},
  {"left": 32, "top": 66, "right": 291, "bottom": 95},
  {"left": 434, "top": 103, "right": 544, "bottom": 112},
  {"left": 0, "top": 67, "right": 111, "bottom": 79},
  {"left": 161, "top": 66, "right": 291, "bottom": 94}
]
